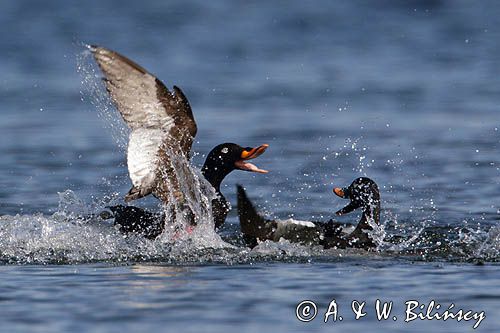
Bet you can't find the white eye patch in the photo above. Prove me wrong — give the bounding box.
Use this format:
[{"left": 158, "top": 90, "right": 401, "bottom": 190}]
[{"left": 221, "top": 147, "right": 229, "bottom": 154}]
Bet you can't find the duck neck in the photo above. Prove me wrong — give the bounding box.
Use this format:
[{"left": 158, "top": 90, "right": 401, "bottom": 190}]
[
  {"left": 348, "top": 202, "right": 380, "bottom": 248},
  {"left": 201, "top": 163, "right": 230, "bottom": 229},
  {"left": 201, "top": 163, "right": 229, "bottom": 195},
  {"left": 350, "top": 202, "right": 380, "bottom": 239},
  {"left": 360, "top": 203, "right": 380, "bottom": 230}
]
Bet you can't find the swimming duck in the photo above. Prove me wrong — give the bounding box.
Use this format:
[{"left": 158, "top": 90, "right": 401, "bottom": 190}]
[
  {"left": 101, "top": 143, "right": 268, "bottom": 239},
  {"left": 238, "top": 177, "right": 380, "bottom": 249},
  {"left": 91, "top": 46, "right": 268, "bottom": 237}
]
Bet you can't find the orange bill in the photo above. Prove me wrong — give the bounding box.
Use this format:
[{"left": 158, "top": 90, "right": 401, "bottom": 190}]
[
  {"left": 235, "top": 144, "right": 269, "bottom": 173},
  {"left": 333, "top": 187, "right": 345, "bottom": 198}
]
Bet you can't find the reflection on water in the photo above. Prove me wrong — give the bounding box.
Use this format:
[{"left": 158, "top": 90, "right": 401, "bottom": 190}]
[
  {"left": 130, "top": 264, "right": 192, "bottom": 279},
  {"left": 121, "top": 265, "right": 193, "bottom": 310}
]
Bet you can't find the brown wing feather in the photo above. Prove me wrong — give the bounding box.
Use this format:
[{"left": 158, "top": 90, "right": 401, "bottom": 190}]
[
  {"left": 90, "top": 45, "right": 198, "bottom": 203},
  {"left": 90, "top": 45, "right": 197, "bottom": 154}
]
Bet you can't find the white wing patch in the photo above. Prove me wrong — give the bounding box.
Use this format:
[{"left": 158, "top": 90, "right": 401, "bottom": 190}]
[
  {"left": 278, "top": 218, "right": 316, "bottom": 228},
  {"left": 92, "top": 46, "right": 197, "bottom": 201},
  {"left": 273, "top": 219, "right": 319, "bottom": 243},
  {"left": 127, "top": 128, "right": 165, "bottom": 189}
]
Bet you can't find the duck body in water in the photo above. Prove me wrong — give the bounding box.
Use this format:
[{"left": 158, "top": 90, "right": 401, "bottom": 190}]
[
  {"left": 90, "top": 46, "right": 268, "bottom": 238},
  {"left": 238, "top": 177, "right": 380, "bottom": 250},
  {"left": 103, "top": 143, "right": 269, "bottom": 239},
  {"left": 101, "top": 205, "right": 164, "bottom": 239}
]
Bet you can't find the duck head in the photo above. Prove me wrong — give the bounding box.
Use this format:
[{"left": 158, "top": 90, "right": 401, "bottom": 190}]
[
  {"left": 333, "top": 177, "right": 381, "bottom": 248},
  {"left": 201, "top": 143, "right": 269, "bottom": 190},
  {"left": 333, "top": 177, "right": 380, "bottom": 225}
]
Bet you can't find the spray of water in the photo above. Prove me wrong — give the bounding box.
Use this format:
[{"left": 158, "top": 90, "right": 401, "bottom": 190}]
[
  {"left": 77, "top": 45, "right": 129, "bottom": 151},
  {"left": 0, "top": 47, "right": 498, "bottom": 265},
  {"left": 76, "top": 46, "right": 225, "bottom": 247}
]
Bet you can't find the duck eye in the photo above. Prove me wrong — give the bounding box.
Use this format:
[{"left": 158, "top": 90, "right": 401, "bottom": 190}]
[{"left": 221, "top": 147, "right": 229, "bottom": 154}]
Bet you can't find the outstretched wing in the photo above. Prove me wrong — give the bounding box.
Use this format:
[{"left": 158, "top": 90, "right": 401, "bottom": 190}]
[
  {"left": 91, "top": 45, "right": 197, "bottom": 147},
  {"left": 90, "top": 46, "right": 197, "bottom": 199}
]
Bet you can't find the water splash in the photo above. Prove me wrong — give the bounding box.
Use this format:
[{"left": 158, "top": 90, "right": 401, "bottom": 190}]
[
  {"left": 77, "top": 46, "right": 129, "bottom": 151},
  {"left": 473, "top": 226, "right": 500, "bottom": 261},
  {"left": 0, "top": 202, "right": 497, "bottom": 264},
  {"left": 76, "top": 46, "right": 227, "bottom": 250},
  {"left": 153, "top": 147, "right": 226, "bottom": 248},
  {"left": 1, "top": 47, "right": 496, "bottom": 265}
]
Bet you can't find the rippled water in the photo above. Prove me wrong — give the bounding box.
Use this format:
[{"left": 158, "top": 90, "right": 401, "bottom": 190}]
[{"left": 0, "top": 0, "right": 499, "bottom": 332}]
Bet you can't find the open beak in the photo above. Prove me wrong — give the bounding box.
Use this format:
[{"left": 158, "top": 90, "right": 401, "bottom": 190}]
[
  {"left": 333, "top": 186, "right": 359, "bottom": 215},
  {"left": 235, "top": 144, "right": 269, "bottom": 174},
  {"left": 333, "top": 187, "right": 347, "bottom": 198}
]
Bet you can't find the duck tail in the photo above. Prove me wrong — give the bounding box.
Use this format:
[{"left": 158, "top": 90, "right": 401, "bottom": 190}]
[
  {"left": 237, "top": 185, "right": 272, "bottom": 247},
  {"left": 237, "top": 185, "right": 265, "bottom": 231}
]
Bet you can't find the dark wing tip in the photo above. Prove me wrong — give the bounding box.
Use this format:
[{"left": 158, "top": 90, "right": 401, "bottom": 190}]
[
  {"left": 172, "top": 85, "right": 192, "bottom": 109},
  {"left": 170, "top": 84, "right": 197, "bottom": 138},
  {"left": 172, "top": 85, "right": 183, "bottom": 94},
  {"left": 124, "top": 186, "right": 150, "bottom": 202}
]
